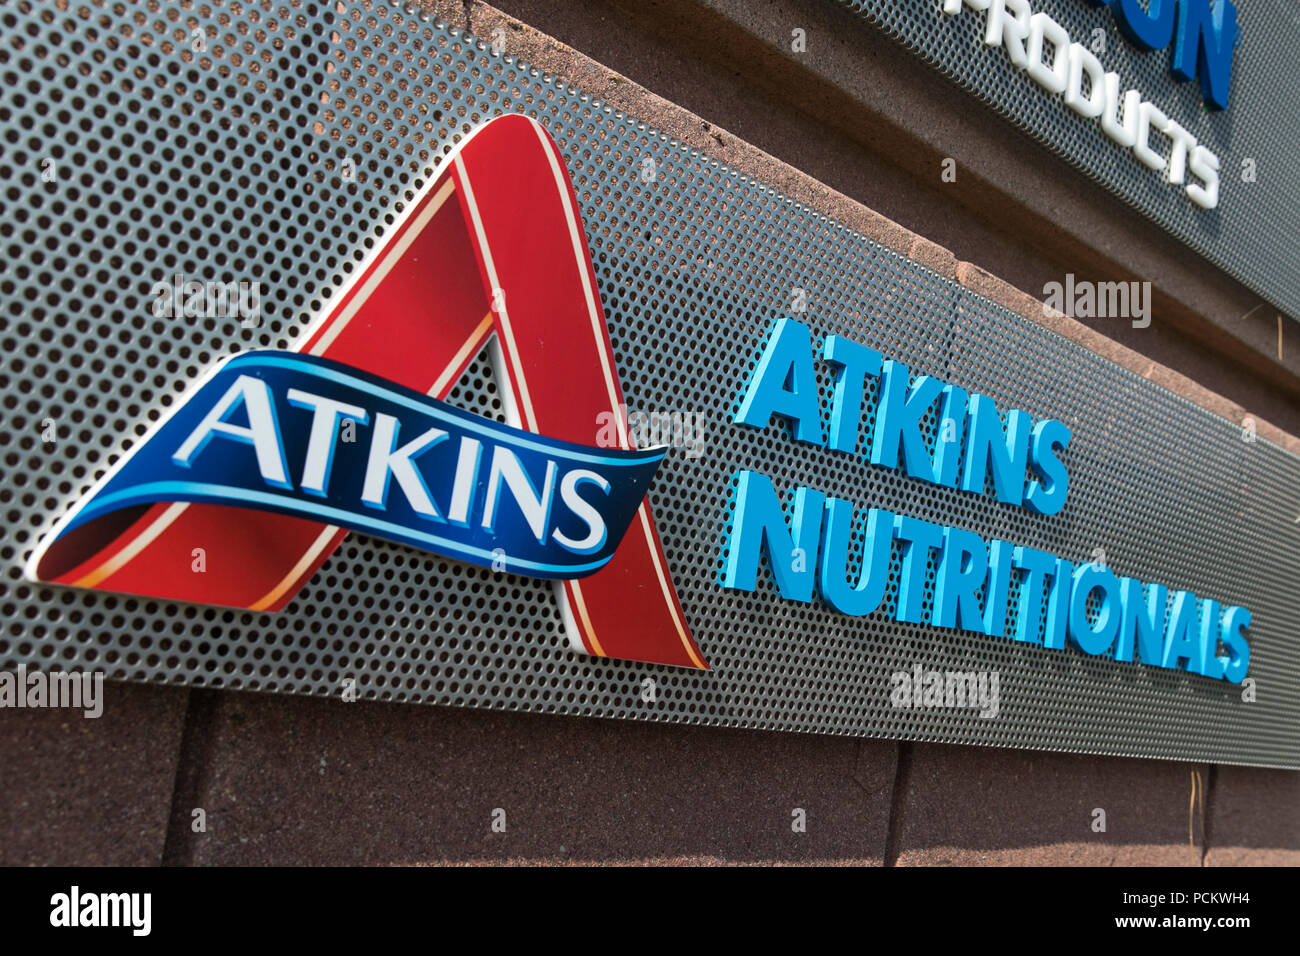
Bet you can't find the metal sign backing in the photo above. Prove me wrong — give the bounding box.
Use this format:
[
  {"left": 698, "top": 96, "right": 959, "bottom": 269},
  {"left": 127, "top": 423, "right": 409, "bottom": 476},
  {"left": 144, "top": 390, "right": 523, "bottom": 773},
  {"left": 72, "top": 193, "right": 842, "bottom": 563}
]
[{"left": 1, "top": 1, "right": 1297, "bottom": 767}]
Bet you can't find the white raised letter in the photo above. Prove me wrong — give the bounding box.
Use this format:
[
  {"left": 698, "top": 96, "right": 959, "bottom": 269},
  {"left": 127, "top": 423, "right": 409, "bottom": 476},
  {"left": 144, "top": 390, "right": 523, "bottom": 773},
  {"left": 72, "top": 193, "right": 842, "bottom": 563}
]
[
  {"left": 361, "top": 414, "right": 447, "bottom": 517},
  {"left": 286, "top": 389, "right": 368, "bottom": 497},
  {"left": 172, "top": 374, "right": 290, "bottom": 488}
]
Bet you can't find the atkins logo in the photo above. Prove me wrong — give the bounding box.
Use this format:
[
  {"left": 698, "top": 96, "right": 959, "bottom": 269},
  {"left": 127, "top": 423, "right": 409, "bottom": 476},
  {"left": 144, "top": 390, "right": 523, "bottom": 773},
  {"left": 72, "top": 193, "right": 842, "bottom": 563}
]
[{"left": 27, "top": 115, "right": 708, "bottom": 671}]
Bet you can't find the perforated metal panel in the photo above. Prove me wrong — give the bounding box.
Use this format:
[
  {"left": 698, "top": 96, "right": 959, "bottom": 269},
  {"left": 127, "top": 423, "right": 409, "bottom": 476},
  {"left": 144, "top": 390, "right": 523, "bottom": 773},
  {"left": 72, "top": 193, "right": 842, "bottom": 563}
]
[
  {"left": 834, "top": 0, "right": 1300, "bottom": 323},
  {"left": 1, "top": 1, "right": 1297, "bottom": 767}
]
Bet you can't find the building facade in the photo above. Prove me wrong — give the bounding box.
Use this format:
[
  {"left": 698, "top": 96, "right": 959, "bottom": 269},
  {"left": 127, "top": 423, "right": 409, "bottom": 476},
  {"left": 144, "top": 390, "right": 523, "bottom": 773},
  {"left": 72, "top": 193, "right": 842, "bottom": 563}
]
[{"left": 1, "top": 0, "right": 1297, "bottom": 865}]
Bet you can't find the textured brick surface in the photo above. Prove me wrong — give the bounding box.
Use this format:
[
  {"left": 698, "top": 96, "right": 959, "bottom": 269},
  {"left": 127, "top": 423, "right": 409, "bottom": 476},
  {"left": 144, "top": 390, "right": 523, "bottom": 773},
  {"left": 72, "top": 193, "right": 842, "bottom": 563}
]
[
  {"left": 0, "top": 682, "right": 189, "bottom": 866},
  {"left": 1204, "top": 767, "right": 1300, "bottom": 866},
  {"left": 166, "top": 693, "right": 897, "bottom": 865},
  {"left": 892, "top": 744, "right": 1211, "bottom": 866},
  {"left": 909, "top": 236, "right": 958, "bottom": 279}
]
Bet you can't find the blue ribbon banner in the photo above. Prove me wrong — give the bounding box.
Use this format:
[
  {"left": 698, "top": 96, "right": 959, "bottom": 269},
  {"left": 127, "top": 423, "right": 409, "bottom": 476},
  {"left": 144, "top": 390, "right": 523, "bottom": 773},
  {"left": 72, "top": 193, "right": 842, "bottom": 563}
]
[{"left": 62, "top": 351, "right": 667, "bottom": 579}]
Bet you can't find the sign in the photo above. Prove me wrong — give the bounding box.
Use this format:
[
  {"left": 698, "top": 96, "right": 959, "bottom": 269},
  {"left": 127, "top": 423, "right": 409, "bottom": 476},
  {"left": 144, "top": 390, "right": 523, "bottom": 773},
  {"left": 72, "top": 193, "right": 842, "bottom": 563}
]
[
  {"left": 942, "top": 0, "right": 1232, "bottom": 208},
  {"left": 33, "top": 350, "right": 666, "bottom": 581},
  {"left": 834, "top": 0, "right": 1300, "bottom": 325},
  {"left": 25, "top": 115, "right": 708, "bottom": 671},
  {"left": 28, "top": 112, "right": 1254, "bottom": 687},
  {"left": 722, "top": 318, "right": 1250, "bottom": 683},
  {"left": 5, "top": 3, "right": 1295, "bottom": 766}
]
